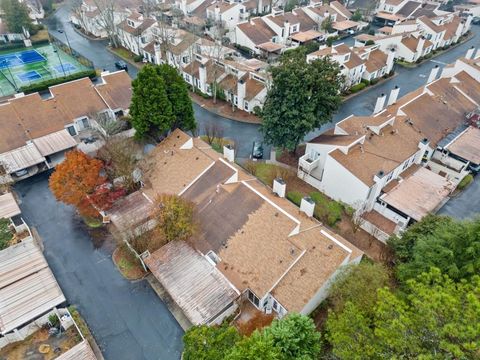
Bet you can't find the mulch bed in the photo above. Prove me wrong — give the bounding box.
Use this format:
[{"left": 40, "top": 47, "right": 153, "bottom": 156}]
[{"left": 112, "top": 245, "right": 147, "bottom": 280}]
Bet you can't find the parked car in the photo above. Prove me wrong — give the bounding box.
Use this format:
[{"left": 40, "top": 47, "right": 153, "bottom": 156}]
[
  {"left": 252, "top": 141, "right": 264, "bottom": 159},
  {"left": 115, "top": 61, "right": 128, "bottom": 71}
]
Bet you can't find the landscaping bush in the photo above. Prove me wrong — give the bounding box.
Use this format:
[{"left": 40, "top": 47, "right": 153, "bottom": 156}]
[
  {"left": 310, "top": 191, "right": 343, "bottom": 226},
  {"left": 133, "top": 54, "right": 144, "bottom": 62},
  {"left": 287, "top": 191, "right": 303, "bottom": 206},
  {"left": 253, "top": 106, "right": 262, "bottom": 116},
  {"left": 365, "top": 39, "right": 375, "bottom": 46},
  {"left": 194, "top": 87, "right": 211, "bottom": 99},
  {"left": 361, "top": 79, "right": 370, "bottom": 85},
  {"left": 457, "top": 174, "right": 473, "bottom": 191},
  {"left": 20, "top": 69, "right": 97, "bottom": 93},
  {"left": 370, "top": 78, "right": 379, "bottom": 85},
  {"left": 350, "top": 82, "right": 367, "bottom": 93},
  {"left": 0, "top": 218, "right": 12, "bottom": 250}
]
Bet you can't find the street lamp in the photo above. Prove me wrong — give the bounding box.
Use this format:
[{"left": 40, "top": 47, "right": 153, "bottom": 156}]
[
  {"left": 60, "top": 27, "right": 73, "bottom": 56},
  {"left": 1, "top": 59, "right": 18, "bottom": 91},
  {"left": 52, "top": 43, "right": 67, "bottom": 77}
]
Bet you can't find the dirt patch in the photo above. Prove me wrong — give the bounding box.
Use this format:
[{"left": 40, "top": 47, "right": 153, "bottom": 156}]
[
  {"left": 0, "top": 327, "right": 80, "bottom": 360},
  {"left": 112, "top": 245, "right": 147, "bottom": 280},
  {"left": 277, "top": 145, "right": 306, "bottom": 168},
  {"left": 335, "top": 218, "right": 393, "bottom": 263},
  {"left": 236, "top": 311, "right": 274, "bottom": 337}
]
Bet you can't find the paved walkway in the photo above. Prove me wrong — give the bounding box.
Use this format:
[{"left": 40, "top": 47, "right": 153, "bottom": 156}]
[{"left": 14, "top": 173, "right": 184, "bottom": 360}]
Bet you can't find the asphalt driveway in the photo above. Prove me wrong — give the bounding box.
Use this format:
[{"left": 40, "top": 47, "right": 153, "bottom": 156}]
[
  {"left": 14, "top": 173, "right": 184, "bottom": 360},
  {"left": 438, "top": 177, "right": 480, "bottom": 219}
]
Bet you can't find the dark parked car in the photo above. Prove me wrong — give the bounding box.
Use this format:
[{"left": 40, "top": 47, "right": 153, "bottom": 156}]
[
  {"left": 115, "top": 60, "right": 128, "bottom": 71},
  {"left": 252, "top": 141, "right": 264, "bottom": 159}
]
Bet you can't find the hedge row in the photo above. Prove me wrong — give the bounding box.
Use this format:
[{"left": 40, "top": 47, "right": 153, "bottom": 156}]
[{"left": 20, "top": 69, "right": 97, "bottom": 94}]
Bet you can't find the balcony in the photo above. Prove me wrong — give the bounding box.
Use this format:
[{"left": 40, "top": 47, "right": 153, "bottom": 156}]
[{"left": 299, "top": 154, "right": 320, "bottom": 173}]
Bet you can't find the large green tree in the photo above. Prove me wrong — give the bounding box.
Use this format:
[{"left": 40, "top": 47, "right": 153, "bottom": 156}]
[
  {"left": 157, "top": 64, "right": 196, "bottom": 131},
  {"left": 130, "top": 64, "right": 195, "bottom": 139},
  {"left": 260, "top": 50, "right": 342, "bottom": 152},
  {"left": 389, "top": 215, "right": 480, "bottom": 282},
  {"left": 1, "top": 0, "right": 32, "bottom": 33},
  {"left": 326, "top": 268, "right": 480, "bottom": 360},
  {"left": 182, "top": 314, "right": 321, "bottom": 360},
  {"left": 183, "top": 324, "right": 240, "bottom": 360},
  {"left": 225, "top": 332, "right": 282, "bottom": 360},
  {"left": 264, "top": 313, "right": 321, "bottom": 360},
  {"left": 328, "top": 262, "right": 390, "bottom": 316}
]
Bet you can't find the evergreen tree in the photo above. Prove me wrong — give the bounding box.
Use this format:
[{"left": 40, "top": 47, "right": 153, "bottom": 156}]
[
  {"left": 130, "top": 64, "right": 196, "bottom": 139},
  {"left": 130, "top": 64, "right": 173, "bottom": 139},
  {"left": 158, "top": 64, "right": 196, "bottom": 131},
  {"left": 326, "top": 268, "right": 480, "bottom": 359},
  {"left": 261, "top": 50, "right": 342, "bottom": 152}
]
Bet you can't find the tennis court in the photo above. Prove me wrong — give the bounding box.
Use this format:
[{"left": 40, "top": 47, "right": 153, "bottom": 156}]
[
  {"left": 0, "top": 44, "right": 91, "bottom": 97},
  {"left": 0, "top": 49, "right": 46, "bottom": 69}
]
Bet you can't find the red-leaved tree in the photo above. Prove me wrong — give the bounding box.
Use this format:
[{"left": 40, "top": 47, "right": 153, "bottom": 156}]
[{"left": 49, "top": 150, "right": 105, "bottom": 217}]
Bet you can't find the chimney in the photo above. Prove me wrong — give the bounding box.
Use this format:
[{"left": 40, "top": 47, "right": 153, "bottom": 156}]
[
  {"left": 465, "top": 46, "right": 475, "bottom": 59},
  {"left": 474, "top": 48, "right": 480, "bottom": 60},
  {"left": 283, "top": 20, "right": 290, "bottom": 42},
  {"left": 387, "top": 86, "right": 400, "bottom": 106},
  {"left": 416, "top": 36, "right": 425, "bottom": 55},
  {"left": 426, "top": 64, "right": 440, "bottom": 84},
  {"left": 373, "top": 93, "right": 387, "bottom": 114},
  {"left": 223, "top": 144, "right": 235, "bottom": 162},
  {"left": 300, "top": 196, "right": 315, "bottom": 217},
  {"left": 374, "top": 170, "right": 385, "bottom": 183},
  {"left": 237, "top": 79, "right": 246, "bottom": 110},
  {"left": 273, "top": 178, "right": 286, "bottom": 198},
  {"left": 199, "top": 63, "right": 207, "bottom": 94},
  {"left": 154, "top": 42, "right": 161, "bottom": 64},
  {"left": 386, "top": 48, "right": 395, "bottom": 74}
]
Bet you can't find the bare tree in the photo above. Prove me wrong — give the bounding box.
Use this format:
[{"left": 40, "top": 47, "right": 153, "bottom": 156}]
[
  {"left": 71, "top": 0, "right": 90, "bottom": 35},
  {"left": 203, "top": 123, "right": 224, "bottom": 145},
  {"left": 92, "top": 0, "right": 121, "bottom": 48},
  {"left": 97, "top": 137, "right": 141, "bottom": 193}
]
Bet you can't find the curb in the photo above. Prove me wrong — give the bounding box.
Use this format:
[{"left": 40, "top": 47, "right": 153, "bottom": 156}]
[
  {"left": 106, "top": 47, "right": 142, "bottom": 69},
  {"left": 72, "top": 26, "right": 105, "bottom": 41},
  {"left": 396, "top": 32, "right": 475, "bottom": 69},
  {"left": 342, "top": 72, "right": 398, "bottom": 101},
  {"left": 189, "top": 94, "right": 262, "bottom": 124}
]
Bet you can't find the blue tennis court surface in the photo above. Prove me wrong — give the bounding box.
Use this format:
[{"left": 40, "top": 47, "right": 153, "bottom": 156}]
[
  {"left": 53, "top": 63, "right": 77, "bottom": 73},
  {"left": 0, "top": 49, "right": 46, "bottom": 69},
  {"left": 17, "top": 70, "right": 42, "bottom": 82}
]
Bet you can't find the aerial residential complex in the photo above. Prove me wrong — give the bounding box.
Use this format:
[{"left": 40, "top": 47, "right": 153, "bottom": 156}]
[{"left": 0, "top": 0, "right": 479, "bottom": 358}]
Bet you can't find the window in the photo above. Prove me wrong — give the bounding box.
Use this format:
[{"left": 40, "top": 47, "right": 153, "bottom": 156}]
[
  {"left": 66, "top": 125, "right": 77, "bottom": 136},
  {"left": 402, "top": 160, "right": 409, "bottom": 170},
  {"left": 244, "top": 101, "right": 249, "bottom": 111},
  {"left": 386, "top": 172, "right": 393, "bottom": 182},
  {"left": 273, "top": 299, "right": 278, "bottom": 311},
  {"left": 248, "top": 290, "right": 260, "bottom": 307}
]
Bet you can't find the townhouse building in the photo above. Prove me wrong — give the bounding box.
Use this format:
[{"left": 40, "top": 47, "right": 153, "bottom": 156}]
[
  {"left": 108, "top": 129, "right": 362, "bottom": 326},
  {"left": 307, "top": 42, "right": 395, "bottom": 88},
  {"left": 298, "top": 50, "right": 480, "bottom": 241},
  {"left": 0, "top": 71, "right": 132, "bottom": 181}
]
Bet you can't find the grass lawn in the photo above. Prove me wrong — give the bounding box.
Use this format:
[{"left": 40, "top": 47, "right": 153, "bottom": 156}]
[{"left": 110, "top": 46, "right": 137, "bottom": 61}]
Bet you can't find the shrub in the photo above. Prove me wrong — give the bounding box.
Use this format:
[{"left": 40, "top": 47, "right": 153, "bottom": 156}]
[
  {"left": 48, "top": 314, "right": 60, "bottom": 327},
  {"left": 457, "top": 174, "right": 473, "bottom": 190},
  {"left": 365, "top": 39, "right": 375, "bottom": 46},
  {"left": 243, "top": 160, "right": 258, "bottom": 176},
  {"left": 370, "top": 78, "right": 379, "bottom": 85},
  {"left": 20, "top": 69, "right": 97, "bottom": 93},
  {"left": 287, "top": 191, "right": 303, "bottom": 206},
  {"left": 133, "top": 54, "right": 144, "bottom": 62},
  {"left": 253, "top": 106, "right": 262, "bottom": 116},
  {"left": 310, "top": 191, "right": 343, "bottom": 226},
  {"left": 350, "top": 82, "right": 367, "bottom": 93},
  {"left": 0, "top": 219, "right": 12, "bottom": 250},
  {"left": 361, "top": 79, "right": 370, "bottom": 85}
]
